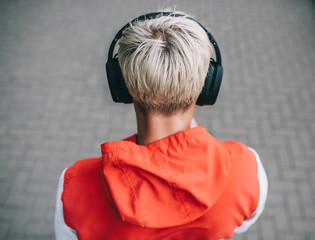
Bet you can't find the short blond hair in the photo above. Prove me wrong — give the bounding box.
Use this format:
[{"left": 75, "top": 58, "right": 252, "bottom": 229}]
[{"left": 118, "top": 13, "right": 213, "bottom": 114}]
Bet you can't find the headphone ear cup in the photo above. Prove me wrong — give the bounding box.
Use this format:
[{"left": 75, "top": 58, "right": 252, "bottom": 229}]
[
  {"left": 196, "top": 59, "right": 223, "bottom": 106},
  {"left": 106, "top": 56, "right": 133, "bottom": 103},
  {"left": 209, "top": 64, "right": 223, "bottom": 105},
  {"left": 196, "top": 60, "right": 215, "bottom": 106}
]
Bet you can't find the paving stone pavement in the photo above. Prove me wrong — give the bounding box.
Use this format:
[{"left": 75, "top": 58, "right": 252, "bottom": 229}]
[{"left": 0, "top": 0, "right": 314, "bottom": 239}]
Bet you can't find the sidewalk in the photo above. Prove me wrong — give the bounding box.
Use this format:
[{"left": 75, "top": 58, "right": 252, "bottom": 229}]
[{"left": 0, "top": 0, "right": 314, "bottom": 239}]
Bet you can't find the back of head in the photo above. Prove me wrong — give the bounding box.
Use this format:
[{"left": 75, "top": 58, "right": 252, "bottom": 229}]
[{"left": 118, "top": 13, "right": 213, "bottom": 115}]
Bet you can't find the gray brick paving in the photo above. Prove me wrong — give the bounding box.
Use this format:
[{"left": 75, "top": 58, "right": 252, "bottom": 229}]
[{"left": 0, "top": 0, "right": 314, "bottom": 239}]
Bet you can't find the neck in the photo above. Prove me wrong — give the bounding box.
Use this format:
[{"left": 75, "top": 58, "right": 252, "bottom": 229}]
[{"left": 134, "top": 104, "right": 195, "bottom": 145}]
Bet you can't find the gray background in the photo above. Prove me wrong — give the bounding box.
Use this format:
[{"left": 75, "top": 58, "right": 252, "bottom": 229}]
[{"left": 0, "top": 0, "right": 314, "bottom": 239}]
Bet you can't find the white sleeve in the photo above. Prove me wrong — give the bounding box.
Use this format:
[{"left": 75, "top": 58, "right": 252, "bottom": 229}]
[
  {"left": 234, "top": 147, "right": 268, "bottom": 234},
  {"left": 55, "top": 168, "right": 78, "bottom": 240}
]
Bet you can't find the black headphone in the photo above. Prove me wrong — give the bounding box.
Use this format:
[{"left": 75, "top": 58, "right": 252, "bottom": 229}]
[{"left": 106, "top": 12, "right": 223, "bottom": 106}]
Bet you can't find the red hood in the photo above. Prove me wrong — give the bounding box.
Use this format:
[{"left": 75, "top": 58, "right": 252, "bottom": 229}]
[{"left": 101, "top": 126, "right": 230, "bottom": 228}]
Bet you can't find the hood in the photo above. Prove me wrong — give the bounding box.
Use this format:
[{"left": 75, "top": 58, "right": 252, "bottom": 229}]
[{"left": 101, "top": 126, "right": 230, "bottom": 228}]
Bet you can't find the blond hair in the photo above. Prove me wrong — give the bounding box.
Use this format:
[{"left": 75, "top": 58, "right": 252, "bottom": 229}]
[{"left": 118, "top": 13, "right": 213, "bottom": 114}]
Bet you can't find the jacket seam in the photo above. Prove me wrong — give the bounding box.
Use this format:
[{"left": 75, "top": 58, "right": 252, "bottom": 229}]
[
  {"left": 112, "top": 143, "right": 145, "bottom": 227},
  {"left": 153, "top": 144, "right": 192, "bottom": 222}
]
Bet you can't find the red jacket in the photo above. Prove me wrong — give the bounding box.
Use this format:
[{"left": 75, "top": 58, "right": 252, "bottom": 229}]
[{"left": 57, "top": 126, "right": 267, "bottom": 240}]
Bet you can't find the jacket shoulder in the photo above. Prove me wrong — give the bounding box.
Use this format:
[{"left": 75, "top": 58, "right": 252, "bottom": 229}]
[
  {"left": 223, "top": 140, "right": 260, "bottom": 220},
  {"left": 64, "top": 157, "right": 102, "bottom": 180},
  {"left": 61, "top": 157, "right": 109, "bottom": 232},
  {"left": 223, "top": 140, "right": 258, "bottom": 184},
  {"left": 224, "top": 141, "right": 254, "bottom": 156}
]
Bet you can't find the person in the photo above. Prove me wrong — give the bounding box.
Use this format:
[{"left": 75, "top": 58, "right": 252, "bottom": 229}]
[{"left": 55, "top": 11, "right": 268, "bottom": 240}]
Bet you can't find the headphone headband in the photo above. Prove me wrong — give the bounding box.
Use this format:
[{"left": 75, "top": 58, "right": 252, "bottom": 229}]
[{"left": 108, "top": 12, "right": 222, "bottom": 65}]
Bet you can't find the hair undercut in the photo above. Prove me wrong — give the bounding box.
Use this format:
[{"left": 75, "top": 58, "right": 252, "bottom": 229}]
[{"left": 118, "top": 13, "right": 213, "bottom": 114}]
